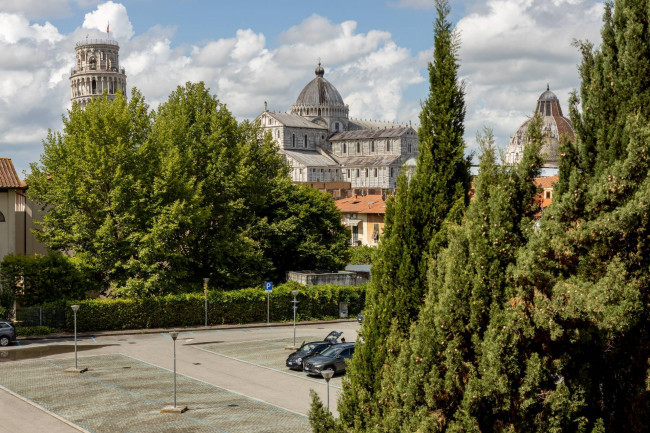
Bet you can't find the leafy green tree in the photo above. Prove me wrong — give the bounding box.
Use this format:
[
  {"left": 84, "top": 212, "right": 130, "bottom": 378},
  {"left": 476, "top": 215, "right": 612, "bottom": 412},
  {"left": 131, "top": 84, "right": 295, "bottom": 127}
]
[
  {"left": 28, "top": 90, "right": 156, "bottom": 292},
  {"left": 348, "top": 245, "right": 376, "bottom": 265},
  {"left": 29, "top": 84, "right": 348, "bottom": 296},
  {"left": 149, "top": 82, "right": 348, "bottom": 290},
  {"left": 326, "top": 1, "right": 472, "bottom": 429},
  {"left": 0, "top": 252, "right": 96, "bottom": 307}
]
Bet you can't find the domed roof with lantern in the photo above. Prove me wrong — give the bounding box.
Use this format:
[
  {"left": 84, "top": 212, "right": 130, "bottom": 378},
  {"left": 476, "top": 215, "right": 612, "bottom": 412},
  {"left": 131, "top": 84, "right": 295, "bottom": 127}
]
[
  {"left": 505, "top": 85, "right": 575, "bottom": 168},
  {"left": 290, "top": 62, "right": 349, "bottom": 128}
]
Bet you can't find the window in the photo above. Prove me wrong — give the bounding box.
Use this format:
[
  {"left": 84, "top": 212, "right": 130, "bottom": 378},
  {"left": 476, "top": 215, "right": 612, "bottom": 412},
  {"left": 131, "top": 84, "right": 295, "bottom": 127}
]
[
  {"left": 347, "top": 169, "right": 351, "bottom": 177},
  {"left": 374, "top": 168, "right": 378, "bottom": 177},
  {"left": 357, "top": 142, "right": 361, "bottom": 153},
  {"left": 408, "top": 143, "right": 412, "bottom": 153},
  {"left": 545, "top": 191, "right": 552, "bottom": 199},
  {"left": 304, "top": 135, "right": 308, "bottom": 148},
  {"left": 371, "top": 141, "right": 375, "bottom": 152},
  {"left": 276, "top": 130, "right": 279, "bottom": 138},
  {"left": 386, "top": 140, "right": 390, "bottom": 152},
  {"left": 390, "top": 167, "right": 394, "bottom": 177},
  {"left": 292, "top": 134, "right": 296, "bottom": 148},
  {"left": 343, "top": 143, "right": 347, "bottom": 153},
  {"left": 335, "top": 122, "right": 340, "bottom": 132},
  {"left": 356, "top": 169, "right": 360, "bottom": 177},
  {"left": 365, "top": 168, "right": 369, "bottom": 177}
]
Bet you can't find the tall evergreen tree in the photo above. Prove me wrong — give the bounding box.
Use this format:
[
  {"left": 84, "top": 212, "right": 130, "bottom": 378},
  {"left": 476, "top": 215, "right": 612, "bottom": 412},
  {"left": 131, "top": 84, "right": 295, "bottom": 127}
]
[
  {"left": 506, "top": 1, "right": 650, "bottom": 429},
  {"left": 325, "top": 1, "right": 471, "bottom": 429},
  {"left": 372, "top": 124, "right": 541, "bottom": 432}
]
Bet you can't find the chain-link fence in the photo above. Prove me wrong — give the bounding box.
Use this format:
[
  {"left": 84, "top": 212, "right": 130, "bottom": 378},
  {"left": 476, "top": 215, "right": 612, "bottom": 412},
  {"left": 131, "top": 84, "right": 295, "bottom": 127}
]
[{"left": 15, "top": 304, "right": 67, "bottom": 328}]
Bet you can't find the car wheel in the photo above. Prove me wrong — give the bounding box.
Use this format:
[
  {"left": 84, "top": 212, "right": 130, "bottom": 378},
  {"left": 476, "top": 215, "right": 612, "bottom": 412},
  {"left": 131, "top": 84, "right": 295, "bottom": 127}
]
[{"left": 0, "top": 337, "right": 9, "bottom": 347}]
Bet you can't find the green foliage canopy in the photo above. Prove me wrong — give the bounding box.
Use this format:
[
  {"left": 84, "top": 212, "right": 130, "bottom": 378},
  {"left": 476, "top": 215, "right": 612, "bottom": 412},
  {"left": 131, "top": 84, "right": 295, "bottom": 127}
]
[{"left": 27, "top": 85, "right": 348, "bottom": 296}]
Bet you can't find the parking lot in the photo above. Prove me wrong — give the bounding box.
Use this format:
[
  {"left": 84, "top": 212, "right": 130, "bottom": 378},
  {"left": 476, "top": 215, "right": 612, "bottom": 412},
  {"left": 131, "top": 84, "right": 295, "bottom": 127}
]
[{"left": 0, "top": 321, "right": 359, "bottom": 432}]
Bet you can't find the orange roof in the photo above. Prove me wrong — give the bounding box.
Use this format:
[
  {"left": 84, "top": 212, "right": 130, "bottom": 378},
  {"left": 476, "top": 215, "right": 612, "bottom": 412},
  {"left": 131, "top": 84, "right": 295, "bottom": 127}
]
[
  {"left": 534, "top": 174, "right": 558, "bottom": 190},
  {"left": 336, "top": 194, "right": 386, "bottom": 214},
  {"left": 0, "top": 158, "right": 23, "bottom": 189}
]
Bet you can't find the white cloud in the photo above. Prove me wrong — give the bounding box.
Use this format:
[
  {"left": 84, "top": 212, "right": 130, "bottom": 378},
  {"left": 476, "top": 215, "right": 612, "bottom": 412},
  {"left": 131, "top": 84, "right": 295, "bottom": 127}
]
[
  {"left": 387, "top": 0, "right": 434, "bottom": 9},
  {"left": 82, "top": 1, "right": 133, "bottom": 40},
  {"left": 0, "top": 0, "right": 72, "bottom": 20},
  {"left": 0, "top": 0, "right": 606, "bottom": 175}
]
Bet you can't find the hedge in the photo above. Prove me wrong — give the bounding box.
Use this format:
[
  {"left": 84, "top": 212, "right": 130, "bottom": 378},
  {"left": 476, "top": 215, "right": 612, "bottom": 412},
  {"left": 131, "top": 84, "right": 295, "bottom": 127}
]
[{"left": 39, "top": 281, "right": 366, "bottom": 333}]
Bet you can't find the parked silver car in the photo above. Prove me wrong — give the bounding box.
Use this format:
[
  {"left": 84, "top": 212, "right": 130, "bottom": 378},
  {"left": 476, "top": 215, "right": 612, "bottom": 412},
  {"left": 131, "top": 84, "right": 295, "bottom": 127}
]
[{"left": 0, "top": 322, "right": 16, "bottom": 346}]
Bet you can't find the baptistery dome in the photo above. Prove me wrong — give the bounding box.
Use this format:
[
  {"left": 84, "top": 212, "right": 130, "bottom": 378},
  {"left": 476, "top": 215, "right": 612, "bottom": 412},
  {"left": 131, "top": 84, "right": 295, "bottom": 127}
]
[
  {"left": 505, "top": 85, "right": 574, "bottom": 168},
  {"left": 291, "top": 62, "right": 349, "bottom": 132}
]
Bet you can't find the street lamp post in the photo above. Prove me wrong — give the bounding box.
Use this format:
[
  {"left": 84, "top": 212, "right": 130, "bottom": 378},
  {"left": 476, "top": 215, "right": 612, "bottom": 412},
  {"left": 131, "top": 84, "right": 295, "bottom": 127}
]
[
  {"left": 203, "top": 278, "right": 210, "bottom": 327},
  {"left": 291, "top": 290, "right": 299, "bottom": 349},
  {"left": 161, "top": 331, "right": 187, "bottom": 413},
  {"left": 65, "top": 304, "right": 87, "bottom": 373},
  {"left": 321, "top": 369, "right": 334, "bottom": 410}
]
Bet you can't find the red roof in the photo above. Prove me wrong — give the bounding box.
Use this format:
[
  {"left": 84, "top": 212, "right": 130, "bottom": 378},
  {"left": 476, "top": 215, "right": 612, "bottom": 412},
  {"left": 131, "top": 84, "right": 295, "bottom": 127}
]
[
  {"left": 534, "top": 175, "right": 558, "bottom": 209},
  {"left": 335, "top": 194, "right": 386, "bottom": 214},
  {"left": 0, "top": 158, "right": 23, "bottom": 189},
  {"left": 534, "top": 174, "right": 558, "bottom": 190}
]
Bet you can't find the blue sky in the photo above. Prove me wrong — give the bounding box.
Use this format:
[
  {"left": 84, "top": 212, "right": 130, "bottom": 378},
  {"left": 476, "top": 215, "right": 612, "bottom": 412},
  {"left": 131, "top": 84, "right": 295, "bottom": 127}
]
[{"left": 0, "top": 0, "right": 604, "bottom": 174}]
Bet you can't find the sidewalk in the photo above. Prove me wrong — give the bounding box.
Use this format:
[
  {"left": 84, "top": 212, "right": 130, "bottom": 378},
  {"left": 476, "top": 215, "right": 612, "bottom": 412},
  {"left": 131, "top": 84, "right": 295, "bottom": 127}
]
[{"left": 18, "top": 317, "right": 358, "bottom": 341}]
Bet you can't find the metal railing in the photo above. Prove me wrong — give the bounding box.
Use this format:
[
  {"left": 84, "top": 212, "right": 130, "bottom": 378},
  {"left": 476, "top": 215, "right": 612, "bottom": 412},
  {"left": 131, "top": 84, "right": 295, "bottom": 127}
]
[{"left": 76, "top": 38, "right": 119, "bottom": 47}]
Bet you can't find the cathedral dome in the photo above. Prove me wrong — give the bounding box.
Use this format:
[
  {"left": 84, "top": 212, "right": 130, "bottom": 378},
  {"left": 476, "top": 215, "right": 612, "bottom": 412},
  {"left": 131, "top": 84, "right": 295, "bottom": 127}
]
[
  {"left": 506, "top": 85, "right": 574, "bottom": 168},
  {"left": 294, "top": 62, "right": 345, "bottom": 107}
]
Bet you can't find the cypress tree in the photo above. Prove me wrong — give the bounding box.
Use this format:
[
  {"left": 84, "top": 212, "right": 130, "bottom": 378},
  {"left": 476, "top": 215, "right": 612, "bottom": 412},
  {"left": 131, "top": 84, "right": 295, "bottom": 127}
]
[
  {"left": 508, "top": 1, "right": 650, "bottom": 429},
  {"left": 319, "top": 1, "right": 471, "bottom": 429},
  {"left": 371, "top": 124, "right": 542, "bottom": 432}
]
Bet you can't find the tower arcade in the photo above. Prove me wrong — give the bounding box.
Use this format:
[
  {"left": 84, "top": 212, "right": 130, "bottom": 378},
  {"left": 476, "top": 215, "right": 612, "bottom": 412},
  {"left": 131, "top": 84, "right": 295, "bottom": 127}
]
[{"left": 70, "top": 38, "right": 127, "bottom": 108}]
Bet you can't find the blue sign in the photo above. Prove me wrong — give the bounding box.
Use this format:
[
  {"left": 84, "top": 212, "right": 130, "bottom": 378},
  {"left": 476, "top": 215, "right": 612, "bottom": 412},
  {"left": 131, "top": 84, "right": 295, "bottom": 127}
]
[{"left": 264, "top": 282, "right": 273, "bottom": 293}]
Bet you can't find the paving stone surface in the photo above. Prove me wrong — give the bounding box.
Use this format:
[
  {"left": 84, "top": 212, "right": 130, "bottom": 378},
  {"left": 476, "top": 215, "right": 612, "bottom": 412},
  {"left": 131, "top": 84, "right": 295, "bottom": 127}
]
[
  {"left": 0, "top": 353, "right": 311, "bottom": 433},
  {"left": 194, "top": 337, "right": 345, "bottom": 388}
]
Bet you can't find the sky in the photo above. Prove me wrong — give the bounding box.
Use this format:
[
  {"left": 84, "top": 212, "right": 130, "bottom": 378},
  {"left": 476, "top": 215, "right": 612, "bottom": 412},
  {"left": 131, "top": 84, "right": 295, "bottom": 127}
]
[{"left": 0, "top": 0, "right": 605, "bottom": 175}]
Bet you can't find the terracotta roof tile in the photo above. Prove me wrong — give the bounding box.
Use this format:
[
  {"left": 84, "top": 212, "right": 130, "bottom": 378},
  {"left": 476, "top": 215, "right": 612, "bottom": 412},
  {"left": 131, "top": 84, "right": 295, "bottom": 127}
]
[
  {"left": 0, "top": 158, "right": 22, "bottom": 189},
  {"left": 335, "top": 194, "right": 386, "bottom": 214},
  {"left": 534, "top": 175, "right": 559, "bottom": 190}
]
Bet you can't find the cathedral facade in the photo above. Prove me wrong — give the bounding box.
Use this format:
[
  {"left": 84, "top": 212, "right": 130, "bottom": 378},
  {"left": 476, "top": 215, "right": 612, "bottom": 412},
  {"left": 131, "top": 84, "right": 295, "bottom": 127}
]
[{"left": 257, "top": 63, "right": 418, "bottom": 190}]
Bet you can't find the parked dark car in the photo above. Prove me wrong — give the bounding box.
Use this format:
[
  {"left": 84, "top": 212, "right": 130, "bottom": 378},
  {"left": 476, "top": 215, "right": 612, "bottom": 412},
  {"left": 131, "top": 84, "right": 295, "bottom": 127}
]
[
  {"left": 286, "top": 331, "right": 343, "bottom": 370},
  {"left": 0, "top": 322, "right": 16, "bottom": 346},
  {"left": 303, "top": 342, "right": 356, "bottom": 376},
  {"left": 357, "top": 312, "right": 364, "bottom": 324}
]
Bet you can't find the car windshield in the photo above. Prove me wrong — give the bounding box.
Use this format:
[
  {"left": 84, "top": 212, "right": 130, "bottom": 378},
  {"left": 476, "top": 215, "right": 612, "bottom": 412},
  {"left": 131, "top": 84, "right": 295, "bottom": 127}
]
[
  {"left": 319, "top": 346, "right": 342, "bottom": 358},
  {"left": 297, "top": 343, "right": 320, "bottom": 354}
]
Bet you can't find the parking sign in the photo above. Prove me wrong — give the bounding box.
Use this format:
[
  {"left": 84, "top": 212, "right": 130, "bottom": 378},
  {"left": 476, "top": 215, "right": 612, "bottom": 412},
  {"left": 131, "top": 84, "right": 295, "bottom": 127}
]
[{"left": 264, "top": 282, "right": 273, "bottom": 293}]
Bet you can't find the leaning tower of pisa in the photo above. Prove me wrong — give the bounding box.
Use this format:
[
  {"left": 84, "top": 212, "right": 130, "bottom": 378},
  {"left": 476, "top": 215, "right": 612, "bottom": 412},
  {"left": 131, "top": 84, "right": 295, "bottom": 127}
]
[{"left": 69, "top": 38, "right": 127, "bottom": 108}]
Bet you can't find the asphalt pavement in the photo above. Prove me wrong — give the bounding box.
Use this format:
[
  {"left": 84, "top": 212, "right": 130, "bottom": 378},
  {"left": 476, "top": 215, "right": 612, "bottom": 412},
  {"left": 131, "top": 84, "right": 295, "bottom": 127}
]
[{"left": 0, "top": 320, "right": 360, "bottom": 432}]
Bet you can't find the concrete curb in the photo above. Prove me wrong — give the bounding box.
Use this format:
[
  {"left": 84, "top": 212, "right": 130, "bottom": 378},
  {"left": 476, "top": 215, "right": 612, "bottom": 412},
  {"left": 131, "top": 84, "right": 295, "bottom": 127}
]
[{"left": 17, "top": 318, "right": 358, "bottom": 341}]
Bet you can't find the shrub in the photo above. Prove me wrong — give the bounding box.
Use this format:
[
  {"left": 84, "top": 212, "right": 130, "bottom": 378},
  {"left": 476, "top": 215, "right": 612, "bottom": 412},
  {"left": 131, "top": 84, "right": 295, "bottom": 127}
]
[
  {"left": 41, "top": 282, "right": 366, "bottom": 332},
  {"left": 15, "top": 325, "right": 58, "bottom": 337},
  {"left": 0, "top": 252, "right": 98, "bottom": 309},
  {"left": 348, "top": 245, "right": 376, "bottom": 265}
]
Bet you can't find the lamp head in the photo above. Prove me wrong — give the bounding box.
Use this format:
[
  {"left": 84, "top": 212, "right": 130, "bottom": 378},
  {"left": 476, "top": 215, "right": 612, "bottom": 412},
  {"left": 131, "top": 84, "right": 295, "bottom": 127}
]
[
  {"left": 169, "top": 331, "right": 179, "bottom": 341},
  {"left": 291, "top": 290, "right": 299, "bottom": 297},
  {"left": 321, "top": 369, "right": 334, "bottom": 381},
  {"left": 203, "top": 278, "right": 210, "bottom": 286},
  {"left": 71, "top": 305, "right": 80, "bottom": 312}
]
